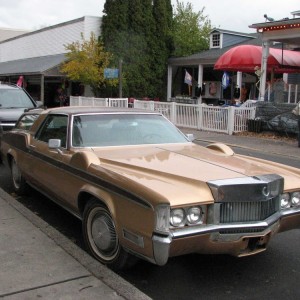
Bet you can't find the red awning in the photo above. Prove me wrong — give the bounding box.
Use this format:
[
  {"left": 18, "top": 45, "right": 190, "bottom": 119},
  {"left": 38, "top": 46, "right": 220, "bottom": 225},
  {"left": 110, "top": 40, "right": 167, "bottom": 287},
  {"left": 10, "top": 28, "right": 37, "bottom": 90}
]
[
  {"left": 269, "top": 48, "right": 300, "bottom": 73},
  {"left": 214, "top": 45, "right": 300, "bottom": 73}
]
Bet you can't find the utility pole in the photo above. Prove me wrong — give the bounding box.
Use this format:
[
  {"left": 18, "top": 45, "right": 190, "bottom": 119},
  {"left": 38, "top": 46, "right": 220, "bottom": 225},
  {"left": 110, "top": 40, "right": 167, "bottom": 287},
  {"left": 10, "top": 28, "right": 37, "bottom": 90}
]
[{"left": 118, "top": 59, "right": 123, "bottom": 98}]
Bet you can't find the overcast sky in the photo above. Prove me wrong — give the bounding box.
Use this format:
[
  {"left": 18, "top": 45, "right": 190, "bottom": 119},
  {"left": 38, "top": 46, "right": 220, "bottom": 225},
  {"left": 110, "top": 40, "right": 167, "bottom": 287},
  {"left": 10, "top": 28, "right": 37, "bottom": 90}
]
[{"left": 0, "top": 0, "right": 299, "bottom": 33}]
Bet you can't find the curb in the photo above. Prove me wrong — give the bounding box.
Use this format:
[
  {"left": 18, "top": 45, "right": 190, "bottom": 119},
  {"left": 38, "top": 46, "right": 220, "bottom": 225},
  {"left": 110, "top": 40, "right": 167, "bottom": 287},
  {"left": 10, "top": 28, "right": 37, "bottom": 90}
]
[{"left": 0, "top": 188, "right": 151, "bottom": 300}]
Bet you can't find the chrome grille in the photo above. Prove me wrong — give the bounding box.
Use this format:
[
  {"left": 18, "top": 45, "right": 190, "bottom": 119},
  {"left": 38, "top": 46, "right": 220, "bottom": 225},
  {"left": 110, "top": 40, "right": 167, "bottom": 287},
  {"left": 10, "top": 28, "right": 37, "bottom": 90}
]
[{"left": 220, "top": 198, "right": 278, "bottom": 223}]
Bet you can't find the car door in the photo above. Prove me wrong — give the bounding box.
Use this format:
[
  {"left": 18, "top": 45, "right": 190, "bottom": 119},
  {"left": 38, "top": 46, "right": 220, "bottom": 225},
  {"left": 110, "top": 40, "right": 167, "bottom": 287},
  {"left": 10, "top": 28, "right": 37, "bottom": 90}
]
[{"left": 28, "top": 114, "right": 73, "bottom": 207}]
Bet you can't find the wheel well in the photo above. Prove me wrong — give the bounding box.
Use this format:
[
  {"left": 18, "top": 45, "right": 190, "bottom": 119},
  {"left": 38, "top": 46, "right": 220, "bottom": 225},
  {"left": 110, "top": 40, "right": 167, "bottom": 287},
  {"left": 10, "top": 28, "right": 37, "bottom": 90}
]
[{"left": 77, "top": 192, "right": 108, "bottom": 217}]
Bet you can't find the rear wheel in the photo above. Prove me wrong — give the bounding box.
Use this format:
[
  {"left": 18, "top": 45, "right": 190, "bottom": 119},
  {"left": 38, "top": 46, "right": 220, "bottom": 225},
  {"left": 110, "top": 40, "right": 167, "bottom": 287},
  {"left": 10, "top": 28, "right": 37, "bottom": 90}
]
[
  {"left": 82, "top": 199, "right": 137, "bottom": 270},
  {"left": 11, "top": 157, "right": 28, "bottom": 195}
]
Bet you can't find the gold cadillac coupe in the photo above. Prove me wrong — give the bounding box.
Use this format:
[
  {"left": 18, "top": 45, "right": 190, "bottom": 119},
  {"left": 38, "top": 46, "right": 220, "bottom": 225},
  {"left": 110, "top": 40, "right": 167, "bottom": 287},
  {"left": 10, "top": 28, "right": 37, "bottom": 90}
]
[{"left": 1, "top": 106, "right": 300, "bottom": 270}]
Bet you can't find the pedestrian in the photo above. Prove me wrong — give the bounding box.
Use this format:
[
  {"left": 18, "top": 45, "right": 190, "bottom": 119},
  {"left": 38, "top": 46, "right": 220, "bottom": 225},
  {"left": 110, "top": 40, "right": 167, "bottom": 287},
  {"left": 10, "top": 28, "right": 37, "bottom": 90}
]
[
  {"left": 233, "top": 85, "right": 241, "bottom": 106},
  {"left": 55, "top": 87, "right": 67, "bottom": 107},
  {"left": 292, "top": 101, "right": 300, "bottom": 147}
]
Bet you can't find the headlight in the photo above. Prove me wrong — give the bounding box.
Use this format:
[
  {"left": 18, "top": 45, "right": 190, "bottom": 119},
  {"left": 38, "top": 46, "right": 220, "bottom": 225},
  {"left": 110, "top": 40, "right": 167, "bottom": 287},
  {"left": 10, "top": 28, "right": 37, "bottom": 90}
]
[
  {"left": 170, "top": 208, "right": 186, "bottom": 227},
  {"left": 187, "top": 207, "right": 203, "bottom": 224},
  {"left": 291, "top": 192, "right": 300, "bottom": 207},
  {"left": 280, "top": 193, "right": 290, "bottom": 209},
  {"left": 280, "top": 192, "right": 300, "bottom": 209},
  {"left": 170, "top": 206, "right": 206, "bottom": 227}
]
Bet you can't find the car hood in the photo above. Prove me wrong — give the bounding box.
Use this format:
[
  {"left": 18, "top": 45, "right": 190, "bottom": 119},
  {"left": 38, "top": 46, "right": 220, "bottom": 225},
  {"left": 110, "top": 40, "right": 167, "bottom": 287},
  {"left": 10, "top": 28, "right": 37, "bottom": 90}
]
[
  {"left": 87, "top": 143, "right": 300, "bottom": 206},
  {"left": 0, "top": 108, "right": 26, "bottom": 121}
]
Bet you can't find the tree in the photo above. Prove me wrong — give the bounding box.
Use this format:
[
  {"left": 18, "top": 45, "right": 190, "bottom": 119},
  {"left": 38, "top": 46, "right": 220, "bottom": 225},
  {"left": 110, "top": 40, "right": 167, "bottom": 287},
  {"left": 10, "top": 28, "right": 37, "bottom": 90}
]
[
  {"left": 101, "top": 0, "right": 129, "bottom": 53},
  {"left": 101, "top": 0, "right": 174, "bottom": 99},
  {"left": 172, "top": 1, "right": 212, "bottom": 57},
  {"left": 60, "top": 33, "right": 117, "bottom": 96},
  {"left": 151, "top": 0, "right": 174, "bottom": 98}
]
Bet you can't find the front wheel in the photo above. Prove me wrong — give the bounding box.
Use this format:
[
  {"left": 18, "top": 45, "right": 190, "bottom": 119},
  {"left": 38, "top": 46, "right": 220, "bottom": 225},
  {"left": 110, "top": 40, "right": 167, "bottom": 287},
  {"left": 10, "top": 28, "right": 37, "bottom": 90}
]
[
  {"left": 11, "top": 157, "right": 28, "bottom": 195},
  {"left": 82, "top": 199, "right": 137, "bottom": 270}
]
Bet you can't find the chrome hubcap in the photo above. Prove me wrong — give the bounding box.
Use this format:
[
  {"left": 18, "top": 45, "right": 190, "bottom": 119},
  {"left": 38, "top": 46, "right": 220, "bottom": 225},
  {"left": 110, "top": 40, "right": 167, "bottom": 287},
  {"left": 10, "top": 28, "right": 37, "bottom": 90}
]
[{"left": 91, "top": 212, "right": 117, "bottom": 255}]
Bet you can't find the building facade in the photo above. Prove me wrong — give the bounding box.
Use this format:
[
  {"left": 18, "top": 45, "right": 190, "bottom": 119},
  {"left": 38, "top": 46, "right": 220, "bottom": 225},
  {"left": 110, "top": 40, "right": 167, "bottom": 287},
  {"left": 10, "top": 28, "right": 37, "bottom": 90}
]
[
  {"left": 168, "top": 11, "right": 300, "bottom": 104},
  {"left": 0, "top": 16, "right": 101, "bottom": 107},
  {"left": 167, "top": 29, "right": 261, "bottom": 104}
]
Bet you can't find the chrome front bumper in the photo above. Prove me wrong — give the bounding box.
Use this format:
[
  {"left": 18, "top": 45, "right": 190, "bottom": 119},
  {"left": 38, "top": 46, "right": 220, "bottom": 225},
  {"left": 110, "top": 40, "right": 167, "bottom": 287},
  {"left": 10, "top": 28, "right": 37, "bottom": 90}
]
[{"left": 152, "top": 206, "right": 300, "bottom": 266}]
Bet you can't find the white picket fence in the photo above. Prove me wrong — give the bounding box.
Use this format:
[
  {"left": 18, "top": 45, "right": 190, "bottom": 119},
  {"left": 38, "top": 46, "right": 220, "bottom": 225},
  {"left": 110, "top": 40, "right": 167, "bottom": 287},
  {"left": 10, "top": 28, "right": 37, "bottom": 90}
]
[
  {"left": 133, "top": 100, "right": 256, "bottom": 135},
  {"left": 70, "top": 96, "right": 128, "bottom": 108},
  {"left": 69, "top": 96, "right": 256, "bottom": 135}
]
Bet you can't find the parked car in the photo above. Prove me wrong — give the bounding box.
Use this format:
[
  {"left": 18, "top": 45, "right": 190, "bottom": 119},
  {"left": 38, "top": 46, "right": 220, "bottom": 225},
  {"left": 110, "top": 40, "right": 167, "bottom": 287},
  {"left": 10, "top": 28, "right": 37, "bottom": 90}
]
[
  {"left": 0, "top": 109, "right": 43, "bottom": 163},
  {"left": 0, "top": 82, "right": 41, "bottom": 136},
  {"left": 1, "top": 106, "right": 300, "bottom": 270}
]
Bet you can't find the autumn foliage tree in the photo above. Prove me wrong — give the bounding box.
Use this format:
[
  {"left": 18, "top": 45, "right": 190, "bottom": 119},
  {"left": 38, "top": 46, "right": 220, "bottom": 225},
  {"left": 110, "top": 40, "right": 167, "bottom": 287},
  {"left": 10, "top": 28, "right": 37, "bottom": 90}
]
[{"left": 60, "top": 33, "right": 117, "bottom": 96}]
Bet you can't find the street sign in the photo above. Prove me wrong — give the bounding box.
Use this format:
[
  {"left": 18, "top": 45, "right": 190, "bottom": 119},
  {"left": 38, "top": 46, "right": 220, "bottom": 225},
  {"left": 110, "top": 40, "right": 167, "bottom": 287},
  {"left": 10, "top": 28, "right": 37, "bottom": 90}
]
[{"left": 104, "top": 68, "right": 119, "bottom": 79}]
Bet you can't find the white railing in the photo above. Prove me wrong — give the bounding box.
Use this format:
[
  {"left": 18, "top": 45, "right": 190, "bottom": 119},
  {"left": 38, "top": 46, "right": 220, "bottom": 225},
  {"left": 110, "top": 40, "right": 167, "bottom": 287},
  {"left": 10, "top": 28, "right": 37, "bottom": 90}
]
[
  {"left": 69, "top": 96, "right": 128, "bottom": 107},
  {"left": 69, "top": 96, "right": 256, "bottom": 135},
  {"left": 108, "top": 98, "right": 128, "bottom": 108},
  {"left": 176, "top": 103, "right": 199, "bottom": 129},
  {"left": 265, "top": 83, "right": 300, "bottom": 103},
  {"left": 134, "top": 100, "right": 256, "bottom": 135},
  {"left": 233, "top": 107, "right": 256, "bottom": 132},
  {"left": 200, "top": 105, "right": 229, "bottom": 133}
]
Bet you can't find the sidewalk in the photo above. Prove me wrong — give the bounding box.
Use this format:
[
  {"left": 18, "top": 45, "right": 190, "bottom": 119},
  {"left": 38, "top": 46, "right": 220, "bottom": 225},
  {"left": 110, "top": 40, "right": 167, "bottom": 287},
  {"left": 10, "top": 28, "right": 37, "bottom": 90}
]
[{"left": 0, "top": 188, "right": 150, "bottom": 300}]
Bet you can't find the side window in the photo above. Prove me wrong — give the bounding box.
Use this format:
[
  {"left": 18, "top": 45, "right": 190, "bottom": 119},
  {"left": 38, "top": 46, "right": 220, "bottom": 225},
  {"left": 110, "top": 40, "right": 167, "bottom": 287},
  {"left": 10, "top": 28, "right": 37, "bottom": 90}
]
[{"left": 35, "top": 115, "right": 68, "bottom": 148}]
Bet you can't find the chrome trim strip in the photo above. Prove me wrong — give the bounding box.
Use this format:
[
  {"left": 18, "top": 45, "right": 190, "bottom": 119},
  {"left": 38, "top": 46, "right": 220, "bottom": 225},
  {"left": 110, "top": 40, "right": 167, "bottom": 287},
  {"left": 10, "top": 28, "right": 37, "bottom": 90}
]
[{"left": 281, "top": 207, "right": 300, "bottom": 217}]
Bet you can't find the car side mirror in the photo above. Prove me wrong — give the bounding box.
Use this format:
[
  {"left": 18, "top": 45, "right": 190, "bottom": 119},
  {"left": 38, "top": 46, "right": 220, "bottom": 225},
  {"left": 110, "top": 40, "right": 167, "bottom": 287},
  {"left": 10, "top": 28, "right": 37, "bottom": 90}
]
[
  {"left": 48, "top": 139, "right": 61, "bottom": 149},
  {"left": 186, "top": 133, "right": 195, "bottom": 141}
]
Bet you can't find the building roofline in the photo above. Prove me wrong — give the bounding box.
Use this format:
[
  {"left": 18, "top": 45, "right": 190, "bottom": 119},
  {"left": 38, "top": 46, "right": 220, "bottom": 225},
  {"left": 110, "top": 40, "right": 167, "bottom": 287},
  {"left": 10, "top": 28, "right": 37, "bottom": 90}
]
[
  {"left": 0, "top": 16, "right": 100, "bottom": 45},
  {"left": 249, "top": 17, "right": 300, "bottom": 30},
  {"left": 209, "top": 28, "right": 256, "bottom": 38},
  {"left": 0, "top": 53, "right": 67, "bottom": 76}
]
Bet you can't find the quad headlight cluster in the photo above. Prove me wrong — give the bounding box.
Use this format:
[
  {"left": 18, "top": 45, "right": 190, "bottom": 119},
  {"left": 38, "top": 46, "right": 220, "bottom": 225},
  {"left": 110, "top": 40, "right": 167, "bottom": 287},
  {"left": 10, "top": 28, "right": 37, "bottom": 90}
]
[
  {"left": 155, "top": 205, "right": 206, "bottom": 233},
  {"left": 280, "top": 192, "right": 300, "bottom": 209},
  {"left": 170, "top": 206, "right": 205, "bottom": 227}
]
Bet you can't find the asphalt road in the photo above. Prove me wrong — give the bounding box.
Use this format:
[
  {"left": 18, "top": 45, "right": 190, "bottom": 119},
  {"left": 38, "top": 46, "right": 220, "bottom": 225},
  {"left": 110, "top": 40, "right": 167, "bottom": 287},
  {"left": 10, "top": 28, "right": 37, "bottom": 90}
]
[{"left": 1, "top": 146, "right": 300, "bottom": 300}]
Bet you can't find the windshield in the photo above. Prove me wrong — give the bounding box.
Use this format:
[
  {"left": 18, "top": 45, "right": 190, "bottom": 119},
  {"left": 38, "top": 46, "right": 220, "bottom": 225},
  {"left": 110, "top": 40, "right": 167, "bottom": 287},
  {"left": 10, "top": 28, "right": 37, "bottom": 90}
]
[
  {"left": 0, "top": 89, "right": 35, "bottom": 108},
  {"left": 72, "top": 113, "right": 189, "bottom": 147}
]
